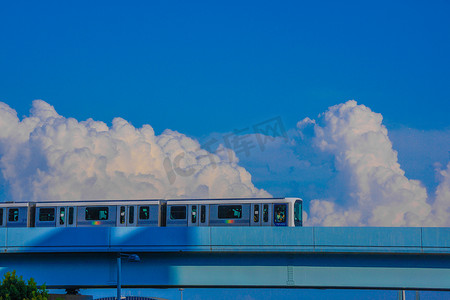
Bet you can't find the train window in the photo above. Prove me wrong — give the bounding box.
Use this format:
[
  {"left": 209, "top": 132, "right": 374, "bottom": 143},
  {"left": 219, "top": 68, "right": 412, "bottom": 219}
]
[
  {"left": 85, "top": 207, "right": 109, "bottom": 220},
  {"left": 139, "top": 206, "right": 150, "bottom": 220},
  {"left": 39, "top": 208, "right": 55, "bottom": 222},
  {"left": 200, "top": 205, "right": 206, "bottom": 223},
  {"left": 294, "top": 200, "right": 302, "bottom": 226},
  {"left": 8, "top": 209, "right": 19, "bottom": 222},
  {"left": 263, "top": 204, "right": 269, "bottom": 222},
  {"left": 254, "top": 205, "right": 259, "bottom": 222},
  {"left": 60, "top": 207, "right": 65, "bottom": 225},
  {"left": 68, "top": 207, "right": 74, "bottom": 225},
  {"left": 120, "top": 206, "right": 126, "bottom": 224},
  {"left": 0, "top": 208, "right": 3, "bottom": 225},
  {"left": 274, "top": 204, "right": 287, "bottom": 224},
  {"left": 129, "top": 206, "right": 134, "bottom": 224},
  {"left": 170, "top": 206, "right": 186, "bottom": 220},
  {"left": 218, "top": 205, "right": 242, "bottom": 219},
  {"left": 191, "top": 205, "right": 197, "bottom": 223}
]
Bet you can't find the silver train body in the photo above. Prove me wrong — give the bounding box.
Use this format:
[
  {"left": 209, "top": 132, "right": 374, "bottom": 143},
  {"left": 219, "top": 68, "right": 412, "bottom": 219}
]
[{"left": 0, "top": 198, "right": 303, "bottom": 228}]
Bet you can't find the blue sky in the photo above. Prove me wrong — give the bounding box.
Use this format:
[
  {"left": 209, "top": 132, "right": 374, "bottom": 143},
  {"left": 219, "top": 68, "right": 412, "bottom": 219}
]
[
  {"left": 1, "top": 0, "right": 450, "bottom": 299},
  {"left": 1, "top": 0, "right": 449, "bottom": 135}
]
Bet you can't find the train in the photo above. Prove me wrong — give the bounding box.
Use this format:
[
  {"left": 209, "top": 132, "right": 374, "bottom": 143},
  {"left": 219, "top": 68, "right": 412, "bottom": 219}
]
[{"left": 0, "top": 197, "right": 303, "bottom": 228}]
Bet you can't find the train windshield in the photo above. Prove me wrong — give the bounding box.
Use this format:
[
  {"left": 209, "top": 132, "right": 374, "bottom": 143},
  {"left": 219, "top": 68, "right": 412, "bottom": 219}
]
[{"left": 294, "top": 200, "right": 302, "bottom": 226}]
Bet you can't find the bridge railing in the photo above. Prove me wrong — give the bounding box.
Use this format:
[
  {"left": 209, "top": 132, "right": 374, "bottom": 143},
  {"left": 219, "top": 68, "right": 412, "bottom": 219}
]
[{"left": 0, "top": 227, "right": 448, "bottom": 253}]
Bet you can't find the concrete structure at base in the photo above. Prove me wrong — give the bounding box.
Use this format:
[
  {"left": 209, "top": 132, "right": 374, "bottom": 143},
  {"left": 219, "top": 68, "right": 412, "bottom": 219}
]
[
  {"left": 0, "top": 227, "right": 449, "bottom": 290},
  {"left": 96, "top": 298, "right": 167, "bottom": 300},
  {"left": 48, "top": 295, "right": 93, "bottom": 300}
]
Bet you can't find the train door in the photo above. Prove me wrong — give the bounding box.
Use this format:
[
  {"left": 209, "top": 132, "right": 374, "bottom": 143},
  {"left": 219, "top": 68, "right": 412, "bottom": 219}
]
[
  {"left": 117, "top": 205, "right": 127, "bottom": 227},
  {"left": 261, "top": 203, "right": 271, "bottom": 226},
  {"left": 0, "top": 208, "right": 5, "bottom": 227},
  {"left": 250, "top": 203, "right": 261, "bottom": 226},
  {"left": 188, "top": 204, "right": 199, "bottom": 226},
  {"left": 199, "top": 204, "right": 209, "bottom": 226},
  {"left": 127, "top": 205, "right": 137, "bottom": 227},
  {"left": 56, "top": 207, "right": 67, "bottom": 227},
  {"left": 67, "top": 206, "right": 76, "bottom": 227},
  {"left": 159, "top": 204, "right": 167, "bottom": 227}
]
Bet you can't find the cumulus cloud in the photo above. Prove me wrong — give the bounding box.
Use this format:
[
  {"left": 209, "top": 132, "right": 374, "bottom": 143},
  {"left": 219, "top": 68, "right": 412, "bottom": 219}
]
[
  {"left": 298, "top": 100, "right": 448, "bottom": 226},
  {"left": 199, "top": 99, "right": 448, "bottom": 226},
  {"left": 432, "top": 162, "right": 450, "bottom": 226},
  {"left": 0, "top": 100, "right": 269, "bottom": 201},
  {"left": 388, "top": 127, "right": 450, "bottom": 194},
  {"left": 1, "top": 99, "right": 448, "bottom": 226}
]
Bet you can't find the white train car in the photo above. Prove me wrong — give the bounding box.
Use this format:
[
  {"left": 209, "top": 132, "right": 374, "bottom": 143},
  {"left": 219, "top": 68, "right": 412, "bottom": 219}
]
[
  {"left": 165, "top": 198, "right": 302, "bottom": 227},
  {"left": 0, "top": 198, "right": 303, "bottom": 228}
]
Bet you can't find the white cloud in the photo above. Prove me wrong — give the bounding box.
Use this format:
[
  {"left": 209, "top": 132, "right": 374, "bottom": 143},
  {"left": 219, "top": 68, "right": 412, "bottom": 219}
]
[
  {"left": 0, "top": 100, "right": 269, "bottom": 201},
  {"left": 432, "top": 162, "right": 450, "bottom": 226},
  {"left": 201, "top": 99, "right": 449, "bottom": 226},
  {"left": 1, "top": 99, "right": 448, "bottom": 227},
  {"left": 299, "top": 100, "right": 448, "bottom": 226},
  {"left": 388, "top": 127, "right": 450, "bottom": 195}
]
